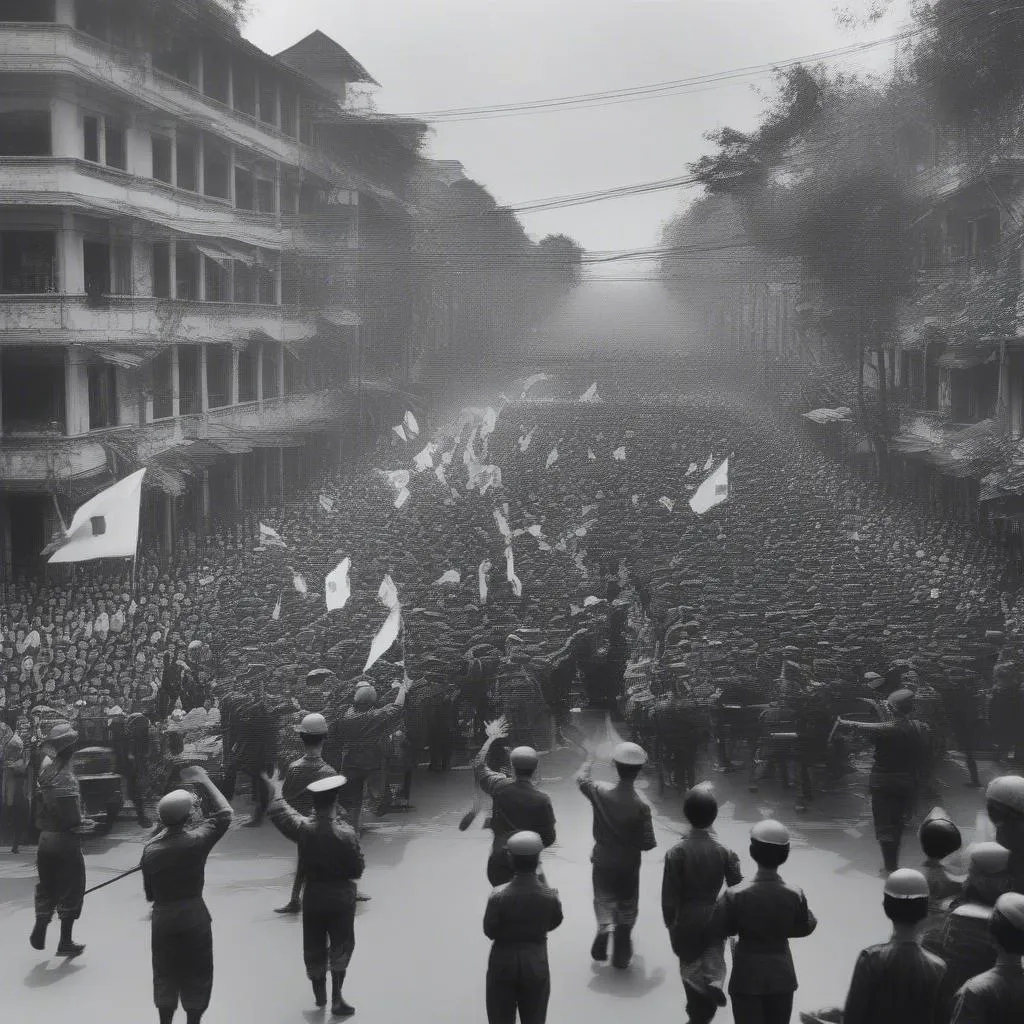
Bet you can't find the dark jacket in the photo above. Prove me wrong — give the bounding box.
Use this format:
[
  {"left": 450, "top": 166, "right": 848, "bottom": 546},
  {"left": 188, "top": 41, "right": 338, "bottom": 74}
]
[
  {"left": 951, "top": 962, "right": 1024, "bottom": 1024},
  {"left": 484, "top": 873, "right": 563, "bottom": 949},
  {"left": 267, "top": 797, "right": 364, "bottom": 891},
  {"left": 474, "top": 751, "right": 556, "bottom": 853},
  {"left": 843, "top": 940, "right": 947, "bottom": 1024}
]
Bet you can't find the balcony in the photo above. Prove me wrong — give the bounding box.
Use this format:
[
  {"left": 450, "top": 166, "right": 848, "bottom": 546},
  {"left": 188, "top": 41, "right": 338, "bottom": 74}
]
[{"left": 0, "top": 294, "right": 320, "bottom": 347}]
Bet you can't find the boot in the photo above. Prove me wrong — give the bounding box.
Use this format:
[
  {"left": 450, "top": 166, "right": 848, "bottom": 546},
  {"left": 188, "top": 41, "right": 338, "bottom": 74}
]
[
  {"left": 275, "top": 900, "right": 301, "bottom": 914},
  {"left": 311, "top": 977, "right": 328, "bottom": 1008},
  {"left": 590, "top": 929, "right": 609, "bottom": 962},
  {"left": 29, "top": 917, "right": 48, "bottom": 950},
  {"left": 880, "top": 840, "right": 900, "bottom": 874},
  {"left": 330, "top": 970, "right": 354, "bottom": 1016},
  {"left": 55, "top": 918, "right": 84, "bottom": 957},
  {"left": 611, "top": 925, "right": 633, "bottom": 969}
]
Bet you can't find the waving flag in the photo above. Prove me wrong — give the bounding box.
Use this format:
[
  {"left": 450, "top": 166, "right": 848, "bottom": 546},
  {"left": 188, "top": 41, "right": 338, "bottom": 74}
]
[
  {"left": 318, "top": 494, "right": 334, "bottom": 513},
  {"left": 413, "top": 443, "right": 437, "bottom": 472},
  {"left": 272, "top": 595, "right": 282, "bottom": 621},
  {"left": 686, "top": 463, "right": 698, "bottom": 476},
  {"left": 546, "top": 448, "right": 559, "bottom": 469},
  {"left": 579, "top": 383, "right": 600, "bottom": 403},
  {"left": 479, "top": 560, "right": 491, "bottom": 605},
  {"left": 365, "top": 606, "right": 402, "bottom": 672},
  {"left": 325, "top": 557, "right": 351, "bottom": 611},
  {"left": 393, "top": 424, "right": 408, "bottom": 442},
  {"left": 690, "top": 458, "right": 729, "bottom": 515},
  {"left": 494, "top": 508, "right": 511, "bottom": 541},
  {"left": 520, "top": 372, "right": 550, "bottom": 398},
  {"left": 703, "top": 454, "right": 714, "bottom": 471},
  {"left": 527, "top": 524, "right": 543, "bottom": 538},
  {"left": 292, "top": 572, "right": 308, "bottom": 595},
  {"left": 612, "top": 446, "right": 626, "bottom": 461},
  {"left": 518, "top": 426, "right": 536, "bottom": 452},
  {"left": 259, "top": 523, "right": 289, "bottom": 549},
  {"left": 584, "top": 596, "right": 604, "bottom": 607},
  {"left": 434, "top": 569, "right": 461, "bottom": 585},
  {"left": 659, "top": 497, "right": 675, "bottom": 513},
  {"left": 587, "top": 449, "right": 596, "bottom": 461},
  {"left": 394, "top": 488, "right": 411, "bottom": 509},
  {"left": 404, "top": 411, "right": 420, "bottom": 437},
  {"left": 631, "top": 494, "right": 640, "bottom": 507},
  {"left": 505, "top": 547, "right": 522, "bottom": 598},
  {"left": 47, "top": 468, "right": 146, "bottom": 563}
]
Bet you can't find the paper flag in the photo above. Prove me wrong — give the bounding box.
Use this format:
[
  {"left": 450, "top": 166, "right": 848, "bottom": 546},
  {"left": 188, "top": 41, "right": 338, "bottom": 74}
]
[
  {"left": 659, "top": 497, "right": 675, "bottom": 512},
  {"left": 404, "top": 411, "right": 420, "bottom": 437},
  {"left": 506, "top": 547, "right": 522, "bottom": 598},
  {"left": 494, "top": 508, "right": 511, "bottom": 541},
  {"left": 272, "top": 595, "right": 281, "bottom": 620},
  {"left": 584, "top": 596, "right": 603, "bottom": 607},
  {"left": 479, "top": 560, "right": 491, "bottom": 604},
  {"left": 538, "top": 541, "right": 552, "bottom": 552},
  {"left": 319, "top": 494, "right": 334, "bottom": 513},
  {"left": 378, "top": 575, "right": 399, "bottom": 610},
  {"left": 259, "top": 523, "right": 288, "bottom": 549},
  {"left": 575, "top": 527, "right": 587, "bottom": 537},
  {"left": 686, "top": 463, "right": 698, "bottom": 476},
  {"left": 441, "top": 449, "right": 455, "bottom": 466},
  {"left": 527, "top": 524, "right": 543, "bottom": 538},
  {"left": 570, "top": 604, "right": 583, "bottom": 616},
  {"left": 546, "top": 448, "right": 559, "bottom": 469},
  {"left": 930, "top": 588, "right": 940, "bottom": 599},
  {"left": 518, "top": 426, "right": 536, "bottom": 452},
  {"left": 198, "top": 576, "right": 214, "bottom": 587},
  {"left": 381, "top": 469, "right": 411, "bottom": 491},
  {"left": 579, "top": 383, "right": 600, "bottom": 403},
  {"left": 481, "top": 407, "right": 498, "bottom": 437},
  {"left": 631, "top": 494, "right": 640, "bottom": 507},
  {"left": 413, "top": 443, "right": 437, "bottom": 471},
  {"left": 703, "top": 455, "right": 714, "bottom": 471},
  {"left": 587, "top": 449, "right": 596, "bottom": 461},
  {"left": 365, "top": 605, "right": 402, "bottom": 672},
  {"left": 394, "top": 488, "right": 411, "bottom": 509},
  {"left": 128, "top": 600, "right": 137, "bottom": 616},
  {"left": 554, "top": 540, "right": 567, "bottom": 552},
  {"left": 581, "top": 505, "right": 596, "bottom": 516},
  {"left": 435, "top": 569, "right": 461, "bottom": 585},
  {"left": 690, "top": 459, "right": 729, "bottom": 515},
  {"left": 393, "top": 424, "right": 408, "bottom": 442},
  {"left": 612, "top": 446, "right": 626, "bottom": 461},
  {"left": 325, "top": 557, "right": 351, "bottom": 611},
  {"left": 434, "top": 464, "right": 448, "bottom": 486},
  {"left": 292, "top": 572, "right": 308, "bottom": 595}
]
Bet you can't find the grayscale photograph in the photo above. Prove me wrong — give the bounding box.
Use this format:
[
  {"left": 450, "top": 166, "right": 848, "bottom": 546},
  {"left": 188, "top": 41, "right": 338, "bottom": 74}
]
[{"left": 1, "top": 1, "right": 1023, "bottom": 1022}]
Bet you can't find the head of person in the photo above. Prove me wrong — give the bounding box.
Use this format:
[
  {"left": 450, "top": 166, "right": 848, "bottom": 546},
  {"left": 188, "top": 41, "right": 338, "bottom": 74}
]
[
  {"left": 308, "top": 775, "right": 346, "bottom": 815},
  {"left": 985, "top": 776, "right": 1024, "bottom": 854},
  {"left": 510, "top": 746, "right": 538, "bottom": 778},
  {"left": 295, "top": 713, "right": 328, "bottom": 749},
  {"left": 919, "top": 807, "right": 962, "bottom": 861},
  {"left": 990, "top": 892, "right": 1024, "bottom": 956},
  {"left": 353, "top": 684, "right": 377, "bottom": 712},
  {"left": 883, "top": 869, "right": 930, "bottom": 926},
  {"left": 612, "top": 741, "right": 647, "bottom": 782},
  {"left": 506, "top": 830, "right": 543, "bottom": 875},
  {"left": 887, "top": 689, "right": 915, "bottom": 717},
  {"left": 157, "top": 789, "right": 196, "bottom": 830},
  {"left": 45, "top": 722, "right": 78, "bottom": 762},
  {"left": 750, "top": 819, "right": 790, "bottom": 869},
  {"left": 683, "top": 783, "right": 718, "bottom": 829}
]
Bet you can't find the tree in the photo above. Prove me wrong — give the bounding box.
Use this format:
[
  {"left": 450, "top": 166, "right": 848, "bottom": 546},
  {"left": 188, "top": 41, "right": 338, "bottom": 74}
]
[{"left": 537, "top": 234, "right": 584, "bottom": 290}]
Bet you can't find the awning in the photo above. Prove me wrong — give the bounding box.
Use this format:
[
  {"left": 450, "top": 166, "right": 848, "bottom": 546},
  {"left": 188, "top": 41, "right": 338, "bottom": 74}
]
[
  {"left": 195, "top": 244, "right": 234, "bottom": 269},
  {"left": 83, "top": 345, "right": 162, "bottom": 369},
  {"left": 221, "top": 244, "right": 256, "bottom": 267},
  {"left": 319, "top": 308, "right": 362, "bottom": 328},
  {"left": 938, "top": 347, "right": 998, "bottom": 370},
  {"left": 144, "top": 465, "right": 189, "bottom": 497}
]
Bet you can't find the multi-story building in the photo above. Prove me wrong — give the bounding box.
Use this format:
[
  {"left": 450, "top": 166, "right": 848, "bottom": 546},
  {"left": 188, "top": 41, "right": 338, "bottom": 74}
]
[{"left": 0, "top": 0, "right": 425, "bottom": 573}]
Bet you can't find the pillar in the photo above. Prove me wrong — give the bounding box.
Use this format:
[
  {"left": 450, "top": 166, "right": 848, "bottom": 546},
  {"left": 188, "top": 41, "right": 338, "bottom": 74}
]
[
  {"left": 65, "top": 347, "right": 88, "bottom": 435},
  {"left": 199, "top": 344, "right": 209, "bottom": 413},
  {"left": 201, "top": 470, "right": 211, "bottom": 527},
  {"left": 230, "top": 348, "right": 240, "bottom": 405},
  {"left": 276, "top": 448, "right": 285, "bottom": 496},
  {"left": 261, "top": 449, "right": 269, "bottom": 503},
  {"left": 233, "top": 458, "right": 243, "bottom": 509},
  {"left": 171, "top": 345, "right": 181, "bottom": 417},
  {"left": 55, "top": 0, "right": 76, "bottom": 24},
  {"left": 277, "top": 342, "right": 285, "bottom": 397},
  {"left": 163, "top": 494, "right": 174, "bottom": 553}
]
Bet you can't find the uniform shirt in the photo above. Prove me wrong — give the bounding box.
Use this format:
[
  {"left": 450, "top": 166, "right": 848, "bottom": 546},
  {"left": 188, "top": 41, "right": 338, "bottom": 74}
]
[
  {"left": 282, "top": 753, "right": 336, "bottom": 817},
  {"left": 34, "top": 760, "right": 83, "bottom": 835},
  {"left": 843, "top": 939, "right": 946, "bottom": 1024},
  {"left": 267, "top": 797, "right": 364, "bottom": 889},
  {"left": 710, "top": 869, "right": 817, "bottom": 995},
  {"left": 950, "top": 962, "right": 1024, "bottom": 1024},
  {"left": 852, "top": 716, "right": 932, "bottom": 788},
  {"left": 576, "top": 759, "right": 657, "bottom": 870},
  {"left": 662, "top": 828, "right": 743, "bottom": 961},
  {"left": 335, "top": 704, "right": 403, "bottom": 772},
  {"left": 483, "top": 873, "right": 563, "bottom": 947},
  {"left": 473, "top": 749, "right": 556, "bottom": 851},
  {"left": 142, "top": 809, "right": 232, "bottom": 906},
  {"left": 921, "top": 859, "right": 964, "bottom": 915}
]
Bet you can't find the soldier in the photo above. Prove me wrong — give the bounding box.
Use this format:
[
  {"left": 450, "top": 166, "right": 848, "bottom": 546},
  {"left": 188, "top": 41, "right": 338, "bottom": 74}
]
[
  {"left": 110, "top": 704, "right": 153, "bottom": 828},
  {"left": 576, "top": 740, "right": 657, "bottom": 969},
  {"left": 483, "top": 830, "right": 563, "bottom": 1024},
  {"left": 29, "top": 721, "right": 95, "bottom": 957},
  {"left": 662, "top": 784, "right": 742, "bottom": 1024},
  {"left": 842, "top": 869, "right": 947, "bottom": 1024},
  {"left": 275, "top": 713, "right": 336, "bottom": 915},
  {"left": 710, "top": 820, "right": 817, "bottom": 1024},
  {"left": 980, "top": 775, "right": 1024, "bottom": 897},
  {"left": 474, "top": 717, "right": 556, "bottom": 886},
  {"left": 263, "top": 770, "right": 364, "bottom": 1018},
  {"left": 836, "top": 689, "right": 933, "bottom": 873},
  {"left": 950, "top": 892, "right": 1024, "bottom": 1024},
  {"left": 142, "top": 767, "right": 232, "bottom": 1024},
  {"left": 2, "top": 725, "right": 29, "bottom": 854}
]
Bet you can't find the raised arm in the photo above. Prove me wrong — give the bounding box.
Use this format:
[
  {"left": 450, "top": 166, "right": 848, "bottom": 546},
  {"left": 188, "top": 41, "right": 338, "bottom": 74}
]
[{"left": 473, "top": 717, "right": 510, "bottom": 795}]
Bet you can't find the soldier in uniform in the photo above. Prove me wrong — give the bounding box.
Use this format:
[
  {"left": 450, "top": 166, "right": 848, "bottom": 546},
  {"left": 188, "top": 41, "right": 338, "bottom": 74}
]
[
  {"left": 110, "top": 704, "right": 154, "bottom": 828},
  {"left": 274, "top": 713, "right": 336, "bottom": 915},
  {"left": 842, "top": 869, "right": 947, "bottom": 1024},
  {"left": 980, "top": 775, "right": 1024, "bottom": 897},
  {"left": 474, "top": 717, "right": 556, "bottom": 886},
  {"left": 483, "top": 830, "right": 563, "bottom": 1024},
  {"left": 577, "top": 740, "right": 657, "bottom": 970},
  {"left": 142, "top": 766, "right": 232, "bottom": 1024},
  {"left": 263, "top": 770, "right": 364, "bottom": 1018},
  {"left": 2, "top": 726, "right": 29, "bottom": 854},
  {"left": 662, "top": 784, "right": 743, "bottom": 1024},
  {"left": 950, "top": 892, "right": 1024, "bottom": 1024},
  {"left": 29, "top": 721, "right": 95, "bottom": 957},
  {"left": 709, "top": 820, "right": 817, "bottom": 1024}
]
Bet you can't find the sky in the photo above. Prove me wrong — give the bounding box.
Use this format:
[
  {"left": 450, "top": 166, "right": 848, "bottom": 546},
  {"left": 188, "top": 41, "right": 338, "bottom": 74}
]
[{"left": 243, "top": 0, "right": 913, "bottom": 276}]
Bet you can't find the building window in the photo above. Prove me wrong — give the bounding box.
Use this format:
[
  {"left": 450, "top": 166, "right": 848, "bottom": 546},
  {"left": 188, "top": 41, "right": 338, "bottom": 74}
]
[
  {"left": 152, "top": 241, "right": 171, "bottom": 298},
  {"left": 233, "top": 261, "right": 256, "bottom": 303},
  {"left": 83, "top": 239, "right": 111, "bottom": 299},
  {"left": 105, "top": 123, "right": 126, "bottom": 170},
  {"left": 203, "top": 139, "right": 230, "bottom": 201},
  {"left": 257, "top": 264, "right": 277, "bottom": 305},
  {"left": 238, "top": 346, "right": 257, "bottom": 402},
  {"left": 256, "top": 178, "right": 276, "bottom": 214},
  {"left": 84, "top": 115, "right": 100, "bottom": 163},
  {"left": 176, "top": 135, "right": 198, "bottom": 192},
  {"left": 0, "top": 0, "right": 55, "bottom": 20},
  {"left": 262, "top": 344, "right": 280, "bottom": 399},
  {"left": 175, "top": 246, "right": 199, "bottom": 301},
  {"left": 284, "top": 351, "right": 303, "bottom": 395},
  {"left": 0, "top": 110, "right": 51, "bottom": 156},
  {"left": 152, "top": 135, "right": 172, "bottom": 184},
  {"left": 154, "top": 39, "right": 195, "bottom": 85},
  {"left": 177, "top": 344, "right": 200, "bottom": 415},
  {"left": 280, "top": 177, "right": 299, "bottom": 216},
  {"left": 203, "top": 49, "right": 230, "bottom": 104},
  {"left": 0, "top": 347, "right": 65, "bottom": 433},
  {"left": 87, "top": 362, "right": 118, "bottom": 430},
  {"left": 206, "top": 344, "right": 232, "bottom": 408},
  {"left": 234, "top": 166, "right": 254, "bottom": 211},
  {"left": 280, "top": 93, "right": 297, "bottom": 138},
  {"left": 204, "top": 255, "right": 229, "bottom": 302},
  {"left": 151, "top": 349, "right": 173, "bottom": 419},
  {"left": 281, "top": 256, "right": 299, "bottom": 306},
  {"left": 0, "top": 231, "right": 57, "bottom": 293},
  {"left": 111, "top": 240, "right": 132, "bottom": 295},
  {"left": 258, "top": 81, "right": 277, "bottom": 126},
  {"left": 233, "top": 66, "right": 257, "bottom": 117}
]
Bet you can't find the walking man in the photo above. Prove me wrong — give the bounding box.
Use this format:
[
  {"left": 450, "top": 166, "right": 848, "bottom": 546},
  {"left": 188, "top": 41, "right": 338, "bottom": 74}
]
[
  {"left": 263, "top": 769, "right": 364, "bottom": 1017},
  {"left": 30, "top": 721, "right": 94, "bottom": 957},
  {"left": 142, "top": 766, "right": 232, "bottom": 1024},
  {"left": 483, "top": 830, "right": 563, "bottom": 1024},
  {"left": 577, "top": 739, "right": 657, "bottom": 969},
  {"left": 275, "top": 713, "right": 337, "bottom": 915},
  {"left": 474, "top": 717, "right": 556, "bottom": 885},
  {"left": 662, "top": 784, "right": 743, "bottom": 1023}
]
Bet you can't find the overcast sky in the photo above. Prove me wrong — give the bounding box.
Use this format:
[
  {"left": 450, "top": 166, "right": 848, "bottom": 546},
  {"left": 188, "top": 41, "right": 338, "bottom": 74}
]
[{"left": 244, "top": 0, "right": 912, "bottom": 270}]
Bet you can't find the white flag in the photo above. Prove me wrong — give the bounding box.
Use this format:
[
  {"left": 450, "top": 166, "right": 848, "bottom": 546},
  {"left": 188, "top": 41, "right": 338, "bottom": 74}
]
[
  {"left": 570, "top": 603, "right": 583, "bottom": 616},
  {"left": 292, "top": 572, "right": 308, "bottom": 595},
  {"left": 527, "top": 524, "right": 543, "bottom": 538},
  {"left": 258, "top": 522, "right": 289, "bottom": 549},
  {"left": 538, "top": 541, "right": 552, "bottom": 552},
  {"left": 394, "top": 488, "right": 411, "bottom": 509},
  {"left": 505, "top": 547, "right": 522, "bottom": 598},
  {"left": 659, "top": 497, "right": 675, "bottom": 512},
  {"left": 690, "top": 458, "right": 729, "bottom": 515},
  {"left": 364, "top": 606, "right": 402, "bottom": 672},
  {"left": 414, "top": 443, "right": 437, "bottom": 472},
  {"left": 546, "top": 448, "right": 559, "bottom": 469},
  {"left": 584, "top": 596, "right": 603, "bottom": 607},
  {"left": 520, "top": 372, "right": 550, "bottom": 397},
  {"left": 587, "top": 449, "right": 596, "bottom": 461},
  {"left": 518, "top": 426, "right": 536, "bottom": 452},
  {"left": 272, "top": 595, "right": 282, "bottom": 620},
  {"left": 703, "top": 454, "right": 714, "bottom": 471},
  {"left": 393, "top": 424, "right": 408, "bottom": 441},
  {"left": 48, "top": 469, "right": 146, "bottom": 563},
  {"left": 581, "top": 505, "right": 596, "bottom": 517},
  {"left": 434, "top": 464, "right": 448, "bottom": 485},
  {"left": 494, "top": 508, "right": 511, "bottom": 541},
  {"left": 325, "top": 557, "right": 351, "bottom": 611},
  {"left": 378, "top": 575, "right": 399, "bottom": 611},
  {"left": 441, "top": 449, "right": 455, "bottom": 467},
  {"left": 318, "top": 494, "right": 334, "bottom": 513},
  {"left": 469, "top": 464, "right": 502, "bottom": 495},
  {"left": 686, "top": 463, "right": 698, "bottom": 476},
  {"left": 381, "top": 469, "right": 411, "bottom": 492},
  {"left": 579, "top": 383, "right": 600, "bottom": 403},
  {"left": 479, "top": 560, "right": 491, "bottom": 604},
  {"left": 404, "top": 410, "right": 420, "bottom": 437},
  {"left": 435, "top": 569, "right": 461, "bottom": 585},
  {"left": 612, "top": 446, "right": 626, "bottom": 461},
  {"left": 481, "top": 407, "right": 498, "bottom": 437},
  {"left": 631, "top": 494, "right": 640, "bottom": 507}
]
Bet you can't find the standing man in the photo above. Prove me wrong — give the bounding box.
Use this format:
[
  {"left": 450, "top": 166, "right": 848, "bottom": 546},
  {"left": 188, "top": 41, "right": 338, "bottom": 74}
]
[
  {"left": 474, "top": 717, "right": 556, "bottom": 886},
  {"left": 483, "top": 830, "right": 563, "bottom": 1024},
  {"left": 110, "top": 704, "right": 154, "bottom": 828},
  {"left": 662, "top": 784, "right": 743, "bottom": 1024},
  {"left": 30, "top": 721, "right": 95, "bottom": 957},
  {"left": 234, "top": 675, "right": 296, "bottom": 828},
  {"left": 263, "top": 769, "right": 364, "bottom": 1018},
  {"left": 142, "top": 766, "right": 232, "bottom": 1024},
  {"left": 576, "top": 739, "right": 657, "bottom": 969},
  {"left": 275, "top": 713, "right": 337, "bottom": 915},
  {"left": 2, "top": 724, "right": 29, "bottom": 854},
  {"left": 836, "top": 689, "right": 933, "bottom": 873}
]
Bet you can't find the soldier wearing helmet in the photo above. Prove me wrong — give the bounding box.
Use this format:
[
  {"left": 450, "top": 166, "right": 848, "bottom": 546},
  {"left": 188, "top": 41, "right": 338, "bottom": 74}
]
[
  {"left": 141, "top": 764, "right": 232, "bottom": 1024},
  {"left": 273, "top": 713, "right": 337, "bottom": 916},
  {"left": 841, "top": 869, "right": 946, "bottom": 1024},
  {"left": 576, "top": 739, "right": 657, "bottom": 970},
  {"left": 918, "top": 807, "right": 964, "bottom": 935}
]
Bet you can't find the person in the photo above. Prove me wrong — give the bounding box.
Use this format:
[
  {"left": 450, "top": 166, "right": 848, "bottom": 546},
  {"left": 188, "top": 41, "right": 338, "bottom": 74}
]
[
  {"left": 2, "top": 726, "right": 29, "bottom": 853},
  {"left": 576, "top": 739, "right": 657, "bottom": 969},
  {"left": 233, "top": 677, "right": 295, "bottom": 828},
  {"left": 275, "top": 712, "right": 336, "bottom": 915},
  {"left": 950, "top": 892, "right": 1024, "bottom": 1024},
  {"left": 918, "top": 806, "right": 964, "bottom": 941},
  {"left": 30, "top": 721, "right": 95, "bottom": 957},
  {"left": 841, "top": 869, "right": 947, "bottom": 1024},
  {"left": 981, "top": 776, "right": 1024, "bottom": 895},
  {"left": 474, "top": 716, "right": 556, "bottom": 886},
  {"left": 661, "top": 783, "right": 743, "bottom": 1024},
  {"left": 836, "top": 689, "right": 933, "bottom": 873},
  {"left": 483, "top": 830, "right": 563, "bottom": 1024},
  {"left": 263, "top": 769, "right": 364, "bottom": 1018},
  {"left": 111, "top": 705, "right": 154, "bottom": 828},
  {"left": 141, "top": 767, "right": 232, "bottom": 1024},
  {"left": 709, "top": 820, "right": 817, "bottom": 1024}
]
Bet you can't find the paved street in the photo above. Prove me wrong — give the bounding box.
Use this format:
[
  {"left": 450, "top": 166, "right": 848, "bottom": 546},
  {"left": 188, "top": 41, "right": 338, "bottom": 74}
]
[{"left": 0, "top": 747, "right": 997, "bottom": 1023}]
